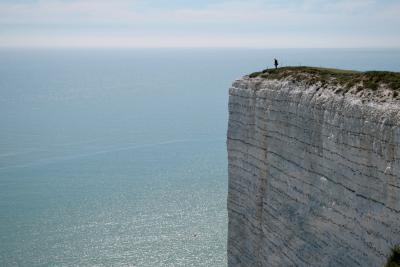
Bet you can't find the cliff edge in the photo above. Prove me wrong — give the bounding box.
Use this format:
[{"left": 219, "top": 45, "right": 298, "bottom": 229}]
[{"left": 227, "top": 67, "right": 400, "bottom": 266}]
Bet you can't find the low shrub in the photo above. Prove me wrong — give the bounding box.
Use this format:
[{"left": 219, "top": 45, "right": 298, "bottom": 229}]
[{"left": 385, "top": 245, "right": 400, "bottom": 267}]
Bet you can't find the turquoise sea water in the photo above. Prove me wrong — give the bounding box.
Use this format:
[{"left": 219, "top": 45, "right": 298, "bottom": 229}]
[{"left": 1, "top": 49, "right": 400, "bottom": 266}]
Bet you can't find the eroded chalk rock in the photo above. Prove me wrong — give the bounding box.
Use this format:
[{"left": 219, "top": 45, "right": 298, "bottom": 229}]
[{"left": 227, "top": 71, "right": 400, "bottom": 267}]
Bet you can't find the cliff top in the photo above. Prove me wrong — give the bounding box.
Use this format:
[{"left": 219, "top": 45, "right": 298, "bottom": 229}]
[{"left": 248, "top": 66, "right": 400, "bottom": 102}]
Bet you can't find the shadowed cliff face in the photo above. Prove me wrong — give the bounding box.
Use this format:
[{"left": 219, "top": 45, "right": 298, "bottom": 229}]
[{"left": 227, "top": 74, "right": 400, "bottom": 267}]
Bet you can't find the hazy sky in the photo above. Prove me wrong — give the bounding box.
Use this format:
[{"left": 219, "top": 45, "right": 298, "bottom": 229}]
[{"left": 0, "top": 0, "right": 399, "bottom": 48}]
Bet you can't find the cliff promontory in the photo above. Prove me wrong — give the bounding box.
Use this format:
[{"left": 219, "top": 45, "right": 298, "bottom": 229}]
[{"left": 227, "top": 67, "right": 400, "bottom": 266}]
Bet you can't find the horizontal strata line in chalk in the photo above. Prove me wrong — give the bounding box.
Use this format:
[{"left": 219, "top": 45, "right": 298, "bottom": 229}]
[
  {"left": 229, "top": 92, "right": 400, "bottom": 128},
  {"left": 230, "top": 176, "right": 380, "bottom": 266},
  {"left": 228, "top": 137, "right": 400, "bottom": 214},
  {"left": 229, "top": 162, "right": 355, "bottom": 224},
  {"left": 228, "top": 102, "right": 400, "bottom": 147},
  {"left": 264, "top": 166, "right": 397, "bottom": 240},
  {"left": 229, "top": 163, "right": 366, "bottom": 233},
  {"left": 228, "top": 117, "right": 399, "bottom": 169},
  {"left": 265, "top": 180, "right": 387, "bottom": 258},
  {"left": 227, "top": 243, "right": 258, "bottom": 265},
  {"left": 228, "top": 209, "right": 313, "bottom": 266},
  {"left": 230, "top": 134, "right": 400, "bottom": 195},
  {"left": 227, "top": 240, "right": 260, "bottom": 265},
  {"left": 228, "top": 209, "right": 263, "bottom": 240},
  {"left": 231, "top": 127, "right": 399, "bottom": 190},
  {"left": 258, "top": 220, "right": 310, "bottom": 266},
  {"left": 228, "top": 121, "right": 400, "bottom": 183},
  {"left": 228, "top": 104, "right": 398, "bottom": 147},
  {"left": 230, "top": 85, "right": 399, "bottom": 116},
  {"left": 229, "top": 155, "right": 400, "bottom": 237},
  {"left": 228, "top": 116, "right": 397, "bottom": 161},
  {"left": 228, "top": 158, "right": 323, "bottom": 196},
  {"left": 229, "top": 151, "right": 382, "bottom": 202},
  {"left": 238, "top": 158, "right": 334, "bottom": 202},
  {"left": 229, "top": 114, "right": 399, "bottom": 158},
  {"left": 230, "top": 157, "right": 366, "bottom": 223},
  {"left": 261, "top": 198, "right": 373, "bottom": 263},
  {"left": 229, "top": 100, "right": 398, "bottom": 142},
  {"left": 228, "top": 134, "right": 399, "bottom": 191},
  {"left": 270, "top": 147, "right": 400, "bottom": 214}
]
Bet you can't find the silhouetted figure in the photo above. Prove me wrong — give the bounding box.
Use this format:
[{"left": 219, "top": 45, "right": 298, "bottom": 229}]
[{"left": 274, "top": 58, "right": 279, "bottom": 69}]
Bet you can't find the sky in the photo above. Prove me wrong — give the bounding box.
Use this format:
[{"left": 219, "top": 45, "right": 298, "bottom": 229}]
[{"left": 0, "top": 0, "right": 399, "bottom": 48}]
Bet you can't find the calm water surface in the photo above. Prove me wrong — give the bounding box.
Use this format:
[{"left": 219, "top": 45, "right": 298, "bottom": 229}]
[{"left": 0, "top": 48, "right": 399, "bottom": 266}]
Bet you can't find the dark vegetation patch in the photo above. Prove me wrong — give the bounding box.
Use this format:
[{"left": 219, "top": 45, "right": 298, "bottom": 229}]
[
  {"left": 385, "top": 245, "right": 400, "bottom": 267},
  {"left": 248, "top": 66, "right": 400, "bottom": 94}
]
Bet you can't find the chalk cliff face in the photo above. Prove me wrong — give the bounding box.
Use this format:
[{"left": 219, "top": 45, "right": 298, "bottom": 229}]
[{"left": 227, "top": 75, "right": 400, "bottom": 266}]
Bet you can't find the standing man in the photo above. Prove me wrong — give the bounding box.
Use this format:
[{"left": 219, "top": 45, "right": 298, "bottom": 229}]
[{"left": 274, "top": 58, "right": 279, "bottom": 69}]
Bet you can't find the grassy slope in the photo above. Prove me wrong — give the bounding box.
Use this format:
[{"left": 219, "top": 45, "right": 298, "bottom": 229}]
[{"left": 249, "top": 66, "right": 400, "bottom": 93}]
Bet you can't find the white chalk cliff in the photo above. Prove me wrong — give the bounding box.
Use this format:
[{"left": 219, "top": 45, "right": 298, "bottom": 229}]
[{"left": 227, "top": 71, "right": 400, "bottom": 266}]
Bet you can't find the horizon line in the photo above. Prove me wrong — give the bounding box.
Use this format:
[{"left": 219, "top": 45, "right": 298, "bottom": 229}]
[{"left": 1, "top": 46, "right": 400, "bottom": 50}]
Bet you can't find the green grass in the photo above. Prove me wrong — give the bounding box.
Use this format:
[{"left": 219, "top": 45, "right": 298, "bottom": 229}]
[
  {"left": 385, "top": 246, "right": 400, "bottom": 267},
  {"left": 248, "top": 66, "right": 400, "bottom": 93}
]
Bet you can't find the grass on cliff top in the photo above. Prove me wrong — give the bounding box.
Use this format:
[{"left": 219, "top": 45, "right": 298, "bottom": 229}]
[
  {"left": 385, "top": 246, "right": 400, "bottom": 267},
  {"left": 249, "top": 66, "right": 400, "bottom": 92}
]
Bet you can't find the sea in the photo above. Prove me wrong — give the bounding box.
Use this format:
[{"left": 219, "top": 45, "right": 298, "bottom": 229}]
[{"left": 1, "top": 48, "right": 400, "bottom": 266}]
